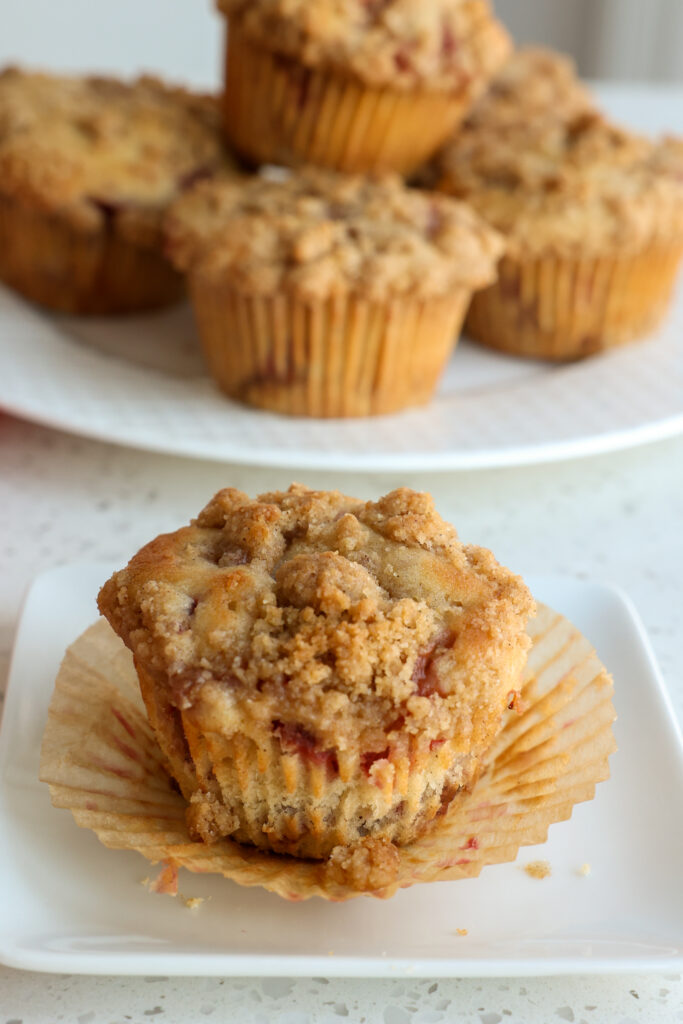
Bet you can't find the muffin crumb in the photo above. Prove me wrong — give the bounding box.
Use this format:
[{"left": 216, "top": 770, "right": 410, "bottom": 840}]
[
  {"left": 523, "top": 859, "right": 551, "bottom": 880},
  {"left": 325, "top": 838, "right": 401, "bottom": 892},
  {"left": 183, "top": 896, "right": 206, "bottom": 910}
]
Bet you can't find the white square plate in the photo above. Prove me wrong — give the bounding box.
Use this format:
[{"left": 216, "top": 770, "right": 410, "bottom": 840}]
[{"left": 0, "top": 564, "right": 682, "bottom": 977}]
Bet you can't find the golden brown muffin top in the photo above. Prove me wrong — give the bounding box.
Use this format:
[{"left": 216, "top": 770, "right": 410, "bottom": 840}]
[
  {"left": 217, "top": 0, "right": 511, "bottom": 92},
  {"left": 464, "top": 47, "right": 596, "bottom": 130},
  {"left": 98, "top": 485, "right": 534, "bottom": 768},
  {"left": 166, "top": 169, "right": 504, "bottom": 300},
  {"left": 0, "top": 67, "right": 234, "bottom": 242},
  {"left": 438, "top": 109, "right": 683, "bottom": 257}
]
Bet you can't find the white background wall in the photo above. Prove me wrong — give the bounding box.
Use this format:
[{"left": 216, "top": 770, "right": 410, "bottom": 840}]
[
  {"left": 499, "top": 0, "right": 683, "bottom": 81},
  {"left": 0, "top": 0, "right": 681, "bottom": 85},
  {"left": 497, "top": 0, "right": 593, "bottom": 71},
  {"left": 0, "top": 0, "right": 224, "bottom": 86}
]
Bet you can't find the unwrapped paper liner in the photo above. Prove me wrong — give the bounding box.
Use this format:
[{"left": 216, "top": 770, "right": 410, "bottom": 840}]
[{"left": 39, "top": 603, "right": 616, "bottom": 901}]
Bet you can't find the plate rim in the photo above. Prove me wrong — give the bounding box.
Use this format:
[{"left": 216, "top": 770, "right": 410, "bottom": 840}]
[
  {"left": 2, "top": 277, "right": 683, "bottom": 471},
  {"left": 3, "top": 388, "right": 683, "bottom": 472}
]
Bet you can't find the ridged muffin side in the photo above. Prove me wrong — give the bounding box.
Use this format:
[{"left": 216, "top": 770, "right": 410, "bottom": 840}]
[{"left": 165, "top": 169, "right": 503, "bottom": 416}]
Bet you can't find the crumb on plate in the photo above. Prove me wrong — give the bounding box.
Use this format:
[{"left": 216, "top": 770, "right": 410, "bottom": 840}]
[
  {"left": 183, "top": 896, "right": 205, "bottom": 910},
  {"left": 523, "top": 859, "right": 551, "bottom": 880}
]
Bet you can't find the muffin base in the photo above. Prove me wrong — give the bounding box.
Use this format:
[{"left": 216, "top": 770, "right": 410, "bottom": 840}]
[
  {"left": 190, "top": 280, "right": 468, "bottom": 417},
  {"left": 0, "top": 195, "right": 184, "bottom": 315},
  {"left": 135, "top": 657, "right": 484, "bottom": 860},
  {"left": 465, "top": 245, "right": 683, "bottom": 360},
  {"left": 40, "top": 604, "right": 616, "bottom": 900},
  {"left": 222, "top": 20, "right": 477, "bottom": 175}
]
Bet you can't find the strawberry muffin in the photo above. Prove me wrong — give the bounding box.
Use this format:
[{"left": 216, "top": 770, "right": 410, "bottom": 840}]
[
  {"left": 166, "top": 168, "right": 503, "bottom": 415},
  {"left": 98, "top": 484, "right": 534, "bottom": 863},
  {"left": 0, "top": 67, "right": 234, "bottom": 313},
  {"left": 217, "top": 0, "right": 510, "bottom": 174}
]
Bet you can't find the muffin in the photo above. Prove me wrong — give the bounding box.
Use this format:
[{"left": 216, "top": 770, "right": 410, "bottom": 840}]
[
  {"left": 436, "top": 53, "right": 683, "bottom": 359},
  {"left": 165, "top": 168, "right": 504, "bottom": 416},
  {"left": 217, "top": 0, "right": 511, "bottom": 175},
  {"left": 97, "top": 484, "right": 535, "bottom": 862},
  {"left": 0, "top": 68, "right": 234, "bottom": 314}
]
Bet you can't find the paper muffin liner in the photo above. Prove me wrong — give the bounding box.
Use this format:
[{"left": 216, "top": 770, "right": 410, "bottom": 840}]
[
  {"left": 40, "top": 601, "right": 616, "bottom": 902},
  {"left": 221, "top": 20, "right": 477, "bottom": 175},
  {"left": 0, "top": 195, "right": 183, "bottom": 314},
  {"left": 189, "top": 279, "right": 469, "bottom": 417},
  {"left": 135, "top": 654, "right": 486, "bottom": 860},
  {"left": 465, "top": 244, "right": 683, "bottom": 360}
]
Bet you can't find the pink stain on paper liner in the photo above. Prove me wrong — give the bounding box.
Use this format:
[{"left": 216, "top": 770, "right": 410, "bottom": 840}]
[{"left": 149, "top": 861, "right": 179, "bottom": 896}]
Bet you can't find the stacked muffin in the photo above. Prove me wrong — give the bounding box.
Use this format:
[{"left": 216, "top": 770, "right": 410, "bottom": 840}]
[
  {"left": 435, "top": 48, "right": 683, "bottom": 359},
  {"left": 217, "top": 0, "right": 511, "bottom": 174},
  {"left": 0, "top": 68, "right": 235, "bottom": 313}
]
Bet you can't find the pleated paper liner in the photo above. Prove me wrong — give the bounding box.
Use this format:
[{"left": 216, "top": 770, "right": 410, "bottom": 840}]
[
  {"left": 465, "top": 244, "right": 683, "bottom": 360},
  {"left": 39, "top": 602, "right": 616, "bottom": 902},
  {"left": 190, "top": 282, "right": 469, "bottom": 417}
]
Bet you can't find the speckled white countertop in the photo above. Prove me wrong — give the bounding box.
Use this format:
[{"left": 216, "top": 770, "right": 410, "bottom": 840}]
[
  {"left": 1, "top": 2, "right": 683, "bottom": 1013},
  {"left": 1, "top": 415, "right": 682, "bottom": 1022}
]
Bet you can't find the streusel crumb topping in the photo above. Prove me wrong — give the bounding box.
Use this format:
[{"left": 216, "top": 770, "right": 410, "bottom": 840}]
[
  {"left": 439, "top": 109, "right": 683, "bottom": 256},
  {"left": 166, "top": 169, "right": 503, "bottom": 300},
  {"left": 463, "top": 48, "right": 596, "bottom": 131},
  {"left": 98, "top": 485, "right": 534, "bottom": 762},
  {"left": 217, "top": 0, "right": 511, "bottom": 92},
  {"left": 0, "top": 67, "right": 233, "bottom": 241}
]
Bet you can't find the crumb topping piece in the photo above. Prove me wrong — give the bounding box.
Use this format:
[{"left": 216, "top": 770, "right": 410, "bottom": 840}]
[
  {"left": 0, "top": 67, "right": 234, "bottom": 240},
  {"left": 98, "top": 485, "right": 534, "bottom": 764},
  {"left": 166, "top": 169, "right": 503, "bottom": 301},
  {"left": 217, "top": 0, "right": 511, "bottom": 92},
  {"left": 324, "top": 837, "right": 401, "bottom": 891},
  {"left": 437, "top": 51, "right": 683, "bottom": 256}
]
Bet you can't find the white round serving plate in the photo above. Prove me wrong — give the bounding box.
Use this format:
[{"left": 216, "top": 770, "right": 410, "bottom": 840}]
[{"left": 1, "top": 278, "right": 682, "bottom": 471}]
